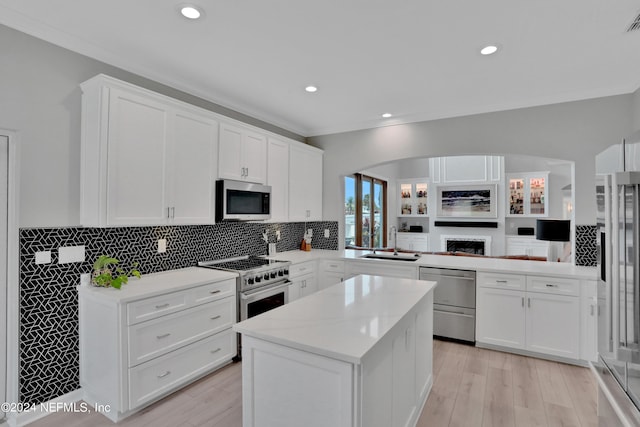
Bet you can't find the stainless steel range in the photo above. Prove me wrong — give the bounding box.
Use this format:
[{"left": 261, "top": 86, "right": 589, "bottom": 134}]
[
  {"left": 199, "top": 256, "right": 291, "bottom": 358},
  {"left": 198, "top": 255, "right": 291, "bottom": 320}
]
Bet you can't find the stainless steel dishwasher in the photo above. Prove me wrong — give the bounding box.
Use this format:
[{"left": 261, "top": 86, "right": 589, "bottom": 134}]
[{"left": 419, "top": 266, "right": 476, "bottom": 344}]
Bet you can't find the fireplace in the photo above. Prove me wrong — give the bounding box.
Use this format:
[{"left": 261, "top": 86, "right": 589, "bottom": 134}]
[{"left": 440, "top": 235, "right": 492, "bottom": 256}]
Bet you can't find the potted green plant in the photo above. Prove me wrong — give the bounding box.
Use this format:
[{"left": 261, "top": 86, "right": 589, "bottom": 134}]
[{"left": 92, "top": 255, "right": 141, "bottom": 289}]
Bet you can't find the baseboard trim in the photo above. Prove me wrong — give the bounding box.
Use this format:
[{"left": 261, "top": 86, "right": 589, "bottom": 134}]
[
  {"left": 475, "top": 342, "right": 591, "bottom": 367},
  {"left": 7, "top": 389, "right": 84, "bottom": 427}
]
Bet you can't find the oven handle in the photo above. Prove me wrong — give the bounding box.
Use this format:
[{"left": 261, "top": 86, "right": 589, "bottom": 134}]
[{"left": 240, "top": 281, "right": 290, "bottom": 300}]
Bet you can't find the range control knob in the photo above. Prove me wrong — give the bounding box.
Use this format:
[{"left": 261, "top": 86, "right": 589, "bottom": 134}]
[
  {"left": 278, "top": 270, "right": 284, "bottom": 276},
  {"left": 255, "top": 276, "right": 262, "bottom": 283},
  {"left": 270, "top": 272, "right": 277, "bottom": 279},
  {"left": 263, "top": 273, "right": 269, "bottom": 280},
  {"left": 247, "top": 277, "right": 254, "bottom": 285},
  {"left": 283, "top": 269, "right": 289, "bottom": 275}
]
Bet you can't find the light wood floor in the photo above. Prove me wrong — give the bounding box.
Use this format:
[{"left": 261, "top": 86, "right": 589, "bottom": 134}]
[{"left": 28, "top": 340, "right": 597, "bottom": 427}]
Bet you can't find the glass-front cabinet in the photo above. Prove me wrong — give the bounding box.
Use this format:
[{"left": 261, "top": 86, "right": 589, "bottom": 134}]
[
  {"left": 507, "top": 172, "right": 549, "bottom": 217},
  {"left": 398, "top": 179, "right": 428, "bottom": 217}
]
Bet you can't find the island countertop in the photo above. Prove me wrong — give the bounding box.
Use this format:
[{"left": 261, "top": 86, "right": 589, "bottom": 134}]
[{"left": 233, "top": 274, "right": 437, "bottom": 364}]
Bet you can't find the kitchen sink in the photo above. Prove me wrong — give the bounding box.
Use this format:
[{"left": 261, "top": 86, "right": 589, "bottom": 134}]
[{"left": 359, "top": 253, "right": 421, "bottom": 262}]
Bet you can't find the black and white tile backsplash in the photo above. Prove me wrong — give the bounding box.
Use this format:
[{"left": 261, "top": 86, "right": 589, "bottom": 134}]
[
  {"left": 575, "top": 224, "right": 597, "bottom": 267},
  {"left": 19, "top": 221, "right": 338, "bottom": 405}
]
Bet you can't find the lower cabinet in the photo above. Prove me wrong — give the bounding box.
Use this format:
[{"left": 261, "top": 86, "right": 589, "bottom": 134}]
[
  {"left": 288, "top": 261, "right": 318, "bottom": 302},
  {"left": 319, "top": 259, "right": 347, "bottom": 290},
  {"left": 396, "top": 233, "right": 430, "bottom": 252},
  {"left": 476, "top": 272, "right": 580, "bottom": 361},
  {"left": 79, "top": 269, "right": 237, "bottom": 422},
  {"left": 581, "top": 280, "right": 598, "bottom": 362}
]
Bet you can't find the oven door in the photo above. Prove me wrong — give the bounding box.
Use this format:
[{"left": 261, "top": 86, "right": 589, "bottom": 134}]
[{"left": 240, "top": 281, "right": 289, "bottom": 321}]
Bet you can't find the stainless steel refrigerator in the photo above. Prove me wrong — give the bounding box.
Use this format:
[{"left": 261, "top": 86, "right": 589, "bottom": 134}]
[{"left": 595, "top": 130, "right": 640, "bottom": 426}]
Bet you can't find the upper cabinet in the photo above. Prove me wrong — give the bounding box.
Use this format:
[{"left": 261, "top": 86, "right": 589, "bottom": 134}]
[
  {"left": 267, "top": 137, "right": 290, "bottom": 222},
  {"left": 218, "top": 123, "right": 267, "bottom": 184},
  {"left": 289, "top": 144, "right": 323, "bottom": 221},
  {"left": 430, "top": 155, "right": 502, "bottom": 184},
  {"left": 80, "top": 75, "right": 218, "bottom": 227},
  {"left": 398, "top": 179, "right": 428, "bottom": 217},
  {"left": 507, "top": 172, "right": 549, "bottom": 217}
]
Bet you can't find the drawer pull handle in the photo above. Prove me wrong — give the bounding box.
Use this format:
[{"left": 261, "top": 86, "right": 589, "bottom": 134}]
[
  {"left": 496, "top": 280, "right": 508, "bottom": 284},
  {"left": 210, "top": 315, "right": 222, "bottom": 320},
  {"left": 211, "top": 348, "right": 222, "bottom": 354},
  {"left": 156, "top": 333, "right": 171, "bottom": 339},
  {"left": 210, "top": 290, "right": 221, "bottom": 294},
  {"left": 545, "top": 284, "right": 558, "bottom": 288},
  {"left": 157, "top": 371, "right": 171, "bottom": 379},
  {"left": 155, "top": 303, "right": 170, "bottom": 309}
]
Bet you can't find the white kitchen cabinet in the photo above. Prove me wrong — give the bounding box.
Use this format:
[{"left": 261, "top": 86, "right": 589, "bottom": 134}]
[
  {"left": 319, "top": 259, "right": 347, "bottom": 290},
  {"left": 581, "top": 280, "right": 598, "bottom": 362},
  {"left": 505, "top": 236, "right": 549, "bottom": 257},
  {"left": 218, "top": 122, "right": 267, "bottom": 184},
  {"left": 476, "top": 272, "right": 581, "bottom": 361},
  {"left": 506, "top": 172, "right": 549, "bottom": 217},
  {"left": 267, "top": 137, "right": 290, "bottom": 222},
  {"left": 288, "top": 261, "right": 318, "bottom": 302},
  {"left": 80, "top": 75, "right": 218, "bottom": 227},
  {"left": 78, "top": 268, "right": 237, "bottom": 422},
  {"left": 396, "top": 233, "right": 430, "bottom": 252},
  {"left": 398, "top": 179, "right": 428, "bottom": 217},
  {"left": 429, "top": 155, "right": 502, "bottom": 184},
  {"left": 288, "top": 144, "right": 323, "bottom": 221}
]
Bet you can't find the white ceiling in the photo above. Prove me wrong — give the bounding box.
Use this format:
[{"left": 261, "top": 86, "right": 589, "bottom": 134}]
[{"left": 2, "top": 0, "right": 640, "bottom": 137}]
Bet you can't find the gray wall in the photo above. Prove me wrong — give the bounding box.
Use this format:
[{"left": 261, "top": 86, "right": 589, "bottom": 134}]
[
  {"left": 309, "top": 95, "right": 635, "bottom": 248},
  {"left": 0, "top": 24, "right": 304, "bottom": 228},
  {"left": 634, "top": 87, "right": 640, "bottom": 132}
]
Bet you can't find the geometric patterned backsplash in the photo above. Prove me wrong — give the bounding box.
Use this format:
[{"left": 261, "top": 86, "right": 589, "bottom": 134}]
[
  {"left": 18, "top": 220, "right": 338, "bottom": 405},
  {"left": 575, "top": 224, "right": 597, "bottom": 267}
]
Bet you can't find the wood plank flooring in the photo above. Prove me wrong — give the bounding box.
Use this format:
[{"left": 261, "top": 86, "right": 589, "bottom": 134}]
[{"left": 28, "top": 340, "right": 597, "bottom": 427}]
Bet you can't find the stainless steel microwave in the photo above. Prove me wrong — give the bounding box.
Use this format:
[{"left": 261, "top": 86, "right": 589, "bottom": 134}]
[{"left": 215, "top": 179, "right": 271, "bottom": 221}]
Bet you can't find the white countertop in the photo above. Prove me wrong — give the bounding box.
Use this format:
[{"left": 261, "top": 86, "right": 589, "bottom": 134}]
[
  {"left": 77, "top": 267, "right": 238, "bottom": 303},
  {"left": 266, "top": 249, "right": 596, "bottom": 280},
  {"left": 233, "top": 274, "right": 437, "bottom": 364}
]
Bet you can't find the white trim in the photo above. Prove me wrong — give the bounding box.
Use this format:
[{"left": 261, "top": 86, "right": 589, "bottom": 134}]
[
  {"left": 440, "top": 234, "right": 492, "bottom": 256},
  {"left": 7, "top": 389, "right": 84, "bottom": 427},
  {"left": 0, "top": 129, "right": 19, "bottom": 424}
]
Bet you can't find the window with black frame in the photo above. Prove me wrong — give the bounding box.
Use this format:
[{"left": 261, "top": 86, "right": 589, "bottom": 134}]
[{"left": 344, "top": 174, "right": 387, "bottom": 249}]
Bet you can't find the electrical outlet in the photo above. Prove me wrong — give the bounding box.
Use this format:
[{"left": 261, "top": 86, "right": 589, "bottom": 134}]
[
  {"left": 158, "top": 239, "right": 167, "bottom": 253},
  {"left": 324, "top": 229, "right": 330, "bottom": 238},
  {"left": 80, "top": 273, "right": 91, "bottom": 286},
  {"left": 276, "top": 230, "right": 281, "bottom": 241},
  {"left": 307, "top": 229, "right": 313, "bottom": 236}
]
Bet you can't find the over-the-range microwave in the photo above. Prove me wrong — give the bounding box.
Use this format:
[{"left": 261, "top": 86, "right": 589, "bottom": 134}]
[{"left": 215, "top": 179, "right": 271, "bottom": 221}]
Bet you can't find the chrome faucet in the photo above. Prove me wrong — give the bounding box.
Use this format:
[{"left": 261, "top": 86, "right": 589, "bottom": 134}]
[{"left": 390, "top": 226, "right": 398, "bottom": 255}]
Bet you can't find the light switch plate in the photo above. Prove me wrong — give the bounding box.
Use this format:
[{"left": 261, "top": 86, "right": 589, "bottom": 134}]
[
  {"left": 58, "top": 246, "right": 85, "bottom": 264},
  {"left": 158, "top": 239, "right": 167, "bottom": 253},
  {"left": 324, "top": 229, "right": 330, "bottom": 238},
  {"left": 35, "top": 251, "right": 52, "bottom": 265}
]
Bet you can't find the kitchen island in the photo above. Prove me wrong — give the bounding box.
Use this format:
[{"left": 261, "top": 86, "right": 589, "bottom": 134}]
[{"left": 233, "top": 274, "right": 437, "bottom": 427}]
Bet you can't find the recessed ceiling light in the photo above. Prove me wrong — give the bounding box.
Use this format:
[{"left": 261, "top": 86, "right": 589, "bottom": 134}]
[
  {"left": 382, "top": 113, "right": 392, "bottom": 118},
  {"left": 480, "top": 45, "right": 499, "bottom": 55},
  {"left": 180, "top": 5, "right": 203, "bottom": 19},
  {"left": 305, "top": 86, "right": 318, "bottom": 93}
]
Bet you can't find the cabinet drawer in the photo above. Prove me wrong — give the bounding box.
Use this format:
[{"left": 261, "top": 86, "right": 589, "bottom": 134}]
[
  {"left": 192, "top": 278, "right": 236, "bottom": 305},
  {"left": 477, "top": 272, "right": 525, "bottom": 291},
  {"left": 290, "top": 261, "right": 316, "bottom": 278},
  {"left": 526, "top": 276, "right": 579, "bottom": 296},
  {"left": 127, "top": 291, "right": 189, "bottom": 325},
  {"left": 323, "top": 260, "right": 345, "bottom": 272},
  {"left": 129, "top": 329, "right": 236, "bottom": 409},
  {"left": 128, "top": 296, "right": 235, "bottom": 366}
]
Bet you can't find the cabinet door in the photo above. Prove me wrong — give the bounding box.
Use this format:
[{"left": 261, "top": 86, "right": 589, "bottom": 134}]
[
  {"left": 218, "top": 123, "right": 243, "bottom": 181},
  {"left": 321, "top": 271, "right": 344, "bottom": 290},
  {"left": 170, "top": 111, "right": 218, "bottom": 224},
  {"left": 526, "top": 293, "right": 579, "bottom": 359},
  {"left": 288, "top": 280, "right": 302, "bottom": 302},
  {"left": 300, "top": 274, "right": 318, "bottom": 298},
  {"left": 289, "top": 145, "right": 323, "bottom": 221},
  {"left": 396, "top": 235, "right": 413, "bottom": 251},
  {"left": 476, "top": 287, "right": 526, "bottom": 349},
  {"left": 267, "top": 138, "right": 289, "bottom": 222},
  {"left": 107, "top": 89, "right": 169, "bottom": 225},
  {"left": 581, "top": 280, "right": 598, "bottom": 362},
  {"left": 242, "top": 131, "right": 267, "bottom": 184},
  {"left": 392, "top": 318, "right": 416, "bottom": 427}
]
